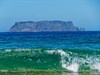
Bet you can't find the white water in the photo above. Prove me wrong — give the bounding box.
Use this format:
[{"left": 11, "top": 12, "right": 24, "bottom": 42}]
[
  {"left": 47, "top": 49, "right": 79, "bottom": 72},
  {"left": 91, "top": 63, "right": 100, "bottom": 72},
  {"left": 66, "top": 63, "right": 79, "bottom": 72},
  {"left": 2, "top": 48, "right": 100, "bottom": 72},
  {"left": 47, "top": 49, "right": 100, "bottom": 72}
]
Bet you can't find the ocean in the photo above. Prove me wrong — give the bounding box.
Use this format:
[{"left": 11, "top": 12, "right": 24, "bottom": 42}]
[{"left": 0, "top": 31, "right": 100, "bottom": 74}]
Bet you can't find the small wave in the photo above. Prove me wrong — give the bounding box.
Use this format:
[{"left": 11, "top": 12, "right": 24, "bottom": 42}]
[
  {"left": 47, "top": 49, "right": 79, "bottom": 72},
  {"left": 46, "top": 49, "right": 100, "bottom": 72},
  {"left": 0, "top": 48, "right": 100, "bottom": 72}
]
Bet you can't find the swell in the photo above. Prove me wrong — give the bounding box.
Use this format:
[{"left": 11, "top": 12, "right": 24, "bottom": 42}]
[{"left": 0, "top": 48, "right": 100, "bottom": 73}]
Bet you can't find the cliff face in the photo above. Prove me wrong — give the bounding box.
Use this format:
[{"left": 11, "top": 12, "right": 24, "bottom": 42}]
[{"left": 9, "top": 21, "right": 84, "bottom": 32}]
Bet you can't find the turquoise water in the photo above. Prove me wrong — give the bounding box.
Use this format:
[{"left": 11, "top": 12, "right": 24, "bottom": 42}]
[{"left": 0, "top": 31, "right": 100, "bottom": 73}]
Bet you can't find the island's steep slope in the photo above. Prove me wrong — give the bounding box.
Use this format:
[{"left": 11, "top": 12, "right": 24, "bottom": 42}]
[{"left": 9, "top": 21, "right": 85, "bottom": 32}]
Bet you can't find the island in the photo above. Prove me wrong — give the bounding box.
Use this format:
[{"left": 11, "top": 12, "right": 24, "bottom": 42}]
[{"left": 9, "top": 21, "right": 85, "bottom": 32}]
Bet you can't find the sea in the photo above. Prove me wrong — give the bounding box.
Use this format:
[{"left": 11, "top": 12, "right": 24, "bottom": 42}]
[{"left": 0, "top": 31, "right": 100, "bottom": 74}]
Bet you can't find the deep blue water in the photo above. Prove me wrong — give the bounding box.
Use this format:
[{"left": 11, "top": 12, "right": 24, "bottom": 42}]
[
  {"left": 0, "top": 31, "right": 100, "bottom": 50},
  {"left": 0, "top": 31, "right": 100, "bottom": 72}
]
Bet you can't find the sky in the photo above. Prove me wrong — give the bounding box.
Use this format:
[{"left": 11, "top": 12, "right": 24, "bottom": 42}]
[{"left": 0, "top": 0, "right": 100, "bottom": 32}]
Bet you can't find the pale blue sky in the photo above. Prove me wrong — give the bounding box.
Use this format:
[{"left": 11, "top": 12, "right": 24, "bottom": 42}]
[{"left": 0, "top": 0, "right": 100, "bottom": 32}]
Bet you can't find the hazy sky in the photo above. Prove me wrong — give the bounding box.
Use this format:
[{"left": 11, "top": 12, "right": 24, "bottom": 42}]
[{"left": 0, "top": 0, "right": 100, "bottom": 32}]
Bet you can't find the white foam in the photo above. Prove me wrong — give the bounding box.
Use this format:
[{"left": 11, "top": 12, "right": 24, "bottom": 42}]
[
  {"left": 91, "top": 63, "right": 100, "bottom": 72},
  {"left": 57, "top": 49, "right": 79, "bottom": 72},
  {"left": 66, "top": 63, "right": 79, "bottom": 72},
  {"left": 47, "top": 49, "right": 80, "bottom": 72},
  {"left": 62, "top": 63, "right": 67, "bottom": 69},
  {"left": 4, "top": 49, "right": 11, "bottom": 52},
  {"left": 14, "top": 48, "right": 31, "bottom": 52},
  {"left": 57, "top": 49, "right": 67, "bottom": 56},
  {"left": 46, "top": 50, "right": 55, "bottom": 54}
]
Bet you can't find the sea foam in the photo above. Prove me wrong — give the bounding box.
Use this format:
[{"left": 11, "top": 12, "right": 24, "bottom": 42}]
[
  {"left": 47, "top": 49, "right": 100, "bottom": 72},
  {"left": 47, "top": 49, "right": 79, "bottom": 72},
  {"left": 91, "top": 63, "right": 100, "bottom": 72}
]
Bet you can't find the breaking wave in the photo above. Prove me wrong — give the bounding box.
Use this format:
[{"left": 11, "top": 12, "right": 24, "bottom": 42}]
[
  {"left": 0, "top": 48, "right": 100, "bottom": 72},
  {"left": 46, "top": 49, "right": 100, "bottom": 72}
]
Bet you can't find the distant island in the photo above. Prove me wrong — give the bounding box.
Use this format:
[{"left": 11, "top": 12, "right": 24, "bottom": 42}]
[{"left": 9, "top": 21, "right": 85, "bottom": 32}]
